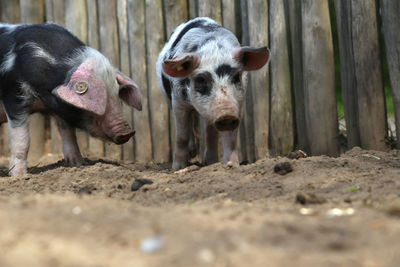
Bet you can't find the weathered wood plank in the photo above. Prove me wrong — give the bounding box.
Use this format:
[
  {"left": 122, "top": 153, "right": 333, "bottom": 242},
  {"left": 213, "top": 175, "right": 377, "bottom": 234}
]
[
  {"left": 286, "top": 0, "right": 309, "bottom": 154},
  {"left": 381, "top": 0, "right": 400, "bottom": 148},
  {"left": 45, "top": 0, "right": 65, "bottom": 26},
  {"left": 334, "top": 0, "right": 387, "bottom": 151},
  {"left": 145, "top": 0, "right": 170, "bottom": 163},
  {"left": 85, "top": 0, "right": 104, "bottom": 157},
  {"left": 0, "top": 0, "right": 20, "bottom": 157},
  {"left": 98, "top": 0, "right": 122, "bottom": 160},
  {"left": 65, "top": 0, "right": 89, "bottom": 157},
  {"left": 197, "top": 0, "right": 223, "bottom": 163},
  {"left": 269, "top": 0, "right": 294, "bottom": 156},
  {"left": 127, "top": 0, "right": 152, "bottom": 163},
  {"left": 162, "top": 0, "right": 188, "bottom": 163},
  {"left": 239, "top": 0, "right": 254, "bottom": 163},
  {"left": 247, "top": 0, "right": 270, "bottom": 160},
  {"left": 117, "top": 0, "right": 134, "bottom": 161},
  {"left": 45, "top": 0, "right": 65, "bottom": 156},
  {"left": 302, "top": 0, "right": 339, "bottom": 156},
  {"left": 0, "top": 0, "right": 20, "bottom": 23},
  {"left": 20, "top": 0, "right": 46, "bottom": 163},
  {"left": 197, "top": 0, "right": 222, "bottom": 23}
]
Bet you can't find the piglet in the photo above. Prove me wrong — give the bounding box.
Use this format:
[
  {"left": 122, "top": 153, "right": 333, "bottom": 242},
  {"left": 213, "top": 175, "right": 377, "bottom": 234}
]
[
  {"left": 157, "top": 17, "right": 270, "bottom": 169},
  {"left": 0, "top": 23, "right": 142, "bottom": 176}
]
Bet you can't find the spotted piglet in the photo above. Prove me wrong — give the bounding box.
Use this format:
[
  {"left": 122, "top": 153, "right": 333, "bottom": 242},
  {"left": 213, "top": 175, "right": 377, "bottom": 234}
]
[
  {"left": 0, "top": 23, "right": 142, "bottom": 176},
  {"left": 157, "top": 17, "right": 270, "bottom": 169}
]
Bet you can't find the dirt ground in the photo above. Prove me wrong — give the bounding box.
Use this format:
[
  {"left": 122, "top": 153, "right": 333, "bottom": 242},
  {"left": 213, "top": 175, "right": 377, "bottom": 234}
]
[{"left": 0, "top": 147, "right": 399, "bottom": 267}]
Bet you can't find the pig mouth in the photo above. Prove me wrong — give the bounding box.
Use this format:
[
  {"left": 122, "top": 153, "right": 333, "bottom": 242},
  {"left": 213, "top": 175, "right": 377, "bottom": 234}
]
[
  {"left": 214, "top": 115, "right": 240, "bottom": 131},
  {"left": 113, "top": 130, "right": 136, "bottom": 144}
]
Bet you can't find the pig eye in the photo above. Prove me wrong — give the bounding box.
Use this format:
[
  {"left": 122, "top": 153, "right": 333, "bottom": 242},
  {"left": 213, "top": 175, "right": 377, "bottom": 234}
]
[
  {"left": 194, "top": 72, "right": 212, "bottom": 95},
  {"left": 232, "top": 73, "right": 241, "bottom": 84}
]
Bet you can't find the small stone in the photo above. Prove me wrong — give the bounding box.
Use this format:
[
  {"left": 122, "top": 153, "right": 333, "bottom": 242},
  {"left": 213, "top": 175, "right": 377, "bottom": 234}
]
[
  {"left": 287, "top": 150, "right": 307, "bottom": 159},
  {"left": 117, "top": 184, "right": 123, "bottom": 189},
  {"left": 274, "top": 162, "right": 292, "bottom": 175},
  {"left": 296, "top": 192, "right": 326, "bottom": 205},
  {"left": 131, "top": 178, "right": 154, "bottom": 191},
  {"left": 77, "top": 186, "right": 92, "bottom": 195}
]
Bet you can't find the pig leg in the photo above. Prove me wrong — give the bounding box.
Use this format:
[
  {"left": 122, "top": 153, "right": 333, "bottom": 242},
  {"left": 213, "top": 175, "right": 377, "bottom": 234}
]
[
  {"left": 172, "top": 106, "right": 193, "bottom": 169},
  {"left": 221, "top": 129, "right": 239, "bottom": 167},
  {"left": 55, "top": 116, "right": 84, "bottom": 166},
  {"left": 204, "top": 122, "right": 219, "bottom": 165},
  {"left": 8, "top": 120, "right": 30, "bottom": 176}
]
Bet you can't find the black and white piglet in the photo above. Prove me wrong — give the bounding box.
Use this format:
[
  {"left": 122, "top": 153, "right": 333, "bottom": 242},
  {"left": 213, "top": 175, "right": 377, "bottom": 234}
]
[
  {"left": 157, "top": 17, "right": 270, "bottom": 169},
  {"left": 0, "top": 23, "right": 142, "bottom": 176}
]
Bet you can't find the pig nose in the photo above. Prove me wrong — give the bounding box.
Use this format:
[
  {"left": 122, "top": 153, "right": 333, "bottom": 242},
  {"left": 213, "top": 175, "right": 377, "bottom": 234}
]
[
  {"left": 114, "top": 130, "right": 135, "bottom": 144},
  {"left": 214, "top": 116, "right": 239, "bottom": 131}
]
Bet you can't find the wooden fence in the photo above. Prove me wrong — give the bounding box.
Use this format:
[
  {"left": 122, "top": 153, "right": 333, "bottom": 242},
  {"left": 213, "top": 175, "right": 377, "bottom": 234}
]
[{"left": 0, "top": 0, "right": 398, "bottom": 165}]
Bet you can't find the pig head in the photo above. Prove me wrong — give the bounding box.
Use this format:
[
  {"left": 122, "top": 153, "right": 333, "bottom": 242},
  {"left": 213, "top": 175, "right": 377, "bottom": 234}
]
[
  {"left": 162, "top": 46, "right": 270, "bottom": 132},
  {"left": 53, "top": 57, "right": 142, "bottom": 145}
]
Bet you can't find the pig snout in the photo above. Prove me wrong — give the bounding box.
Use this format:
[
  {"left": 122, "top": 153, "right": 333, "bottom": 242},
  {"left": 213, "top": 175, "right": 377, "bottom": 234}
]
[
  {"left": 114, "top": 130, "right": 135, "bottom": 144},
  {"left": 214, "top": 115, "right": 240, "bottom": 131}
]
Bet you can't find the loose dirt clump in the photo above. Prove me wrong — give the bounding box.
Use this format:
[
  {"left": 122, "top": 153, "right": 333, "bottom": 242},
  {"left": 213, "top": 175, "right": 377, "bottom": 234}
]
[{"left": 0, "top": 147, "right": 400, "bottom": 266}]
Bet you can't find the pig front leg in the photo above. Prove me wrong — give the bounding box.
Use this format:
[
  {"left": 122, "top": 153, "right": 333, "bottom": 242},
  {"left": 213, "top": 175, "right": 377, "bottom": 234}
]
[
  {"left": 8, "top": 120, "right": 30, "bottom": 176},
  {"left": 204, "top": 122, "right": 219, "bottom": 165},
  {"left": 172, "top": 106, "right": 193, "bottom": 169},
  {"left": 55, "top": 116, "right": 84, "bottom": 166},
  {"left": 221, "top": 129, "right": 239, "bottom": 167}
]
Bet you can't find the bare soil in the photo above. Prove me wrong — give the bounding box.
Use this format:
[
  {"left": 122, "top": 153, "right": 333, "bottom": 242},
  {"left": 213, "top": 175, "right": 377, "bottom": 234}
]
[{"left": 0, "top": 147, "right": 400, "bottom": 267}]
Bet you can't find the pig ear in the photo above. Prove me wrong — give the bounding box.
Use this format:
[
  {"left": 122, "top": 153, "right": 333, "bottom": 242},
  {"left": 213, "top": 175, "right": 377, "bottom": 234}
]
[
  {"left": 52, "top": 60, "right": 107, "bottom": 116},
  {"left": 233, "top": 46, "right": 270, "bottom": 71},
  {"left": 162, "top": 53, "right": 200, "bottom": 77},
  {"left": 116, "top": 73, "right": 142, "bottom": 111}
]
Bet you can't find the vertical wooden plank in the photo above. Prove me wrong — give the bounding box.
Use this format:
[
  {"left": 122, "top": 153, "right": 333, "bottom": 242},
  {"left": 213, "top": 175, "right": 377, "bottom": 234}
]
[
  {"left": 351, "top": 0, "right": 386, "bottom": 150},
  {"left": 334, "top": 0, "right": 387, "bottom": 151},
  {"left": 269, "top": 0, "right": 294, "bottom": 156},
  {"left": 45, "top": 0, "right": 65, "bottom": 26},
  {"left": 247, "top": 0, "right": 270, "bottom": 160},
  {"left": 0, "top": 0, "right": 20, "bottom": 23},
  {"left": 222, "top": 0, "right": 244, "bottom": 162},
  {"left": 221, "top": 0, "right": 236, "bottom": 33},
  {"left": 163, "top": 0, "right": 188, "bottom": 162},
  {"left": 20, "top": 0, "right": 46, "bottom": 163},
  {"left": 302, "top": 0, "right": 339, "bottom": 156},
  {"left": 239, "top": 0, "right": 254, "bottom": 163},
  {"left": 197, "top": 0, "right": 222, "bottom": 23},
  {"left": 86, "top": 0, "right": 104, "bottom": 157},
  {"left": 45, "top": 0, "right": 65, "bottom": 156},
  {"left": 286, "top": 0, "right": 309, "bottom": 154},
  {"left": 382, "top": 0, "right": 400, "bottom": 148},
  {"left": 117, "top": 0, "right": 134, "bottom": 161},
  {"left": 0, "top": 0, "right": 20, "bottom": 157},
  {"left": 334, "top": 0, "right": 359, "bottom": 148},
  {"left": 145, "top": 0, "right": 170, "bottom": 163},
  {"left": 197, "top": 0, "right": 223, "bottom": 163},
  {"left": 65, "top": 0, "right": 89, "bottom": 157},
  {"left": 127, "top": 0, "right": 152, "bottom": 163},
  {"left": 97, "top": 0, "right": 122, "bottom": 160},
  {"left": 188, "top": 0, "right": 197, "bottom": 19}
]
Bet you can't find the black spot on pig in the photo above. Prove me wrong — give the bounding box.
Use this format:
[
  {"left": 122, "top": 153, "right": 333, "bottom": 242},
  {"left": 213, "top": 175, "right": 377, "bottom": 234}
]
[
  {"left": 171, "top": 19, "right": 222, "bottom": 50},
  {"left": 194, "top": 72, "right": 212, "bottom": 96},
  {"left": 215, "top": 64, "right": 238, "bottom": 78},
  {"left": 162, "top": 74, "right": 172, "bottom": 100}
]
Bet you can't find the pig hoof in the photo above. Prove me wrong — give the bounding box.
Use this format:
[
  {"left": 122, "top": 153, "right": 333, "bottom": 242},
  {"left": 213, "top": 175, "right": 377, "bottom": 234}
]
[
  {"left": 172, "top": 161, "right": 188, "bottom": 170},
  {"left": 226, "top": 160, "right": 239, "bottom": 168},
  {"left": 9, "top": 167, "right": 27, "bottom": 177},
  {"left": 64, "top": 156, "right": 85, "bottom": 167}
]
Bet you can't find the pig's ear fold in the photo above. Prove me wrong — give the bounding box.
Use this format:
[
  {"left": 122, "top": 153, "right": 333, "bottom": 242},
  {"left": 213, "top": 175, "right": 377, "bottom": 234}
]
[
  {"left": 162, "top": 54, "right": 200, "bottom": 77},
  {"left": 116, "top": 73, "right": 142, "bottom": 111},
  {"left": 233, "top": 46, "right": 270, "bottom": 71},
  {"left": 52, "top": 60, "right": 107, "bottom": 116}
]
